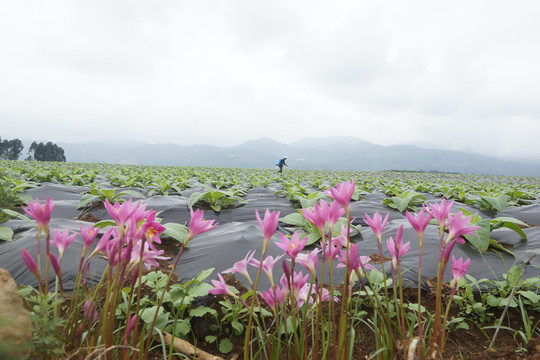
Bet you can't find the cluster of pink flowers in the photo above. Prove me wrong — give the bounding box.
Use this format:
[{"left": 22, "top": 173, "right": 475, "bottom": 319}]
[
  {"left": 209, "top": 179, "right": 478, "bottom": 315},
  {"left": 20, "top": 197, "right": 172, "bottom": 292}
]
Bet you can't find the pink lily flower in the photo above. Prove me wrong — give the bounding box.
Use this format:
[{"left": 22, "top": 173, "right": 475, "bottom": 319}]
[
  {"left": 326, "top": 200, "right": 345, "bottom": 229},
  {"left": 298, "top": 285, "right": 337, "bottom": 308},
  {"left": 187, "top": 208, "right": 218, "bottom": 242},
  {"left": 274, "top": 232, "right": 308, "bottom": 259},
  {"left": 51, "top": 228, "right": 78, "bottom": 260},
  {"left": 124, "top": 314, "right": 138, "bottom": 344},
  {"left": 302, "top": 201, "right": 328, "bottom": 234},
  {"left": 442, "top": 238, "right": 460, "bottom": 263},
  {"left": 446, "top": 211, "right": 480, "bottom": 244},
  {"left": 256, "top": 209, "right": 280, "bottom": 252},
  {"left": 49, "top": 253, "right": 62, "bottom": 277},
  {"left": 337, "top": 244, "right": 374, "bottom": 274},
  {"left": 130, "top": 240, "right": 170, "bottom": 270},
  {"left": 296, "top": 248, "right": 319, "bottom": 275},
  {"left": 80, "top": 225, "right": 100, "bottom": 251},
  {"left": 406, "top": 209, "right": 433, "bottom": 237},
  {"left": 223, "top": 250, "right": 256, "bottom": 284},
  {"left": 22, "top": 196, "right": 55, "bottom": 229},
  {"left": 386, "top": 226, "right": 410, "bottom": 268},
  {"left": 260, "top": 287, "right": 285, "bottom": 310},
  {"left": 84, "top": 299, "right": 99, "bottom": 322},
  {"left": 130, "top": 203, "right": 150, "bottom": 224},
  {"left": 250, "top": 254, "right": 284, "bottom": 285},
  {"left": 21, "top": 248, "right": 39, "bottom": 275},
  {"left": 104, "top": 199, "right": 139, "bottom": 230},
  {"left": 88, "top": 227, "right": 117, "bottom": 257},
  {"left": 280, "top": 270, "right": 309, "bottom": 298},
  {"left": 209, "top": 273, "right": 236, "bottom": 297},
  {"left": 325, "top": 180, "right": 356, "bottom": 211},
  {"left": 364, "top": 212, "right": 389, "bottom": 241},
  {"left": 426, "top": 199, "right": 454, "bottom": 227},
  {"left": 142, "top": 211, "right": 166, "bottom": 244},
  {"left": 323, "top": 224, "right": 348, "bottom": 261},
  {"left": 451, "top": 256, "right": 470, "bottom": 282}
]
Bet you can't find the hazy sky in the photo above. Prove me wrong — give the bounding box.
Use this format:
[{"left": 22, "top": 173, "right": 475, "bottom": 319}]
[{"left": 1, "top": 1, "right": 539, "bottom": 163}]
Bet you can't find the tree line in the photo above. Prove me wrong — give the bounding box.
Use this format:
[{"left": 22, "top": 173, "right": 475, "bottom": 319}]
[{"left": 0, "top": 136, "right": 66, "bottom": 162}]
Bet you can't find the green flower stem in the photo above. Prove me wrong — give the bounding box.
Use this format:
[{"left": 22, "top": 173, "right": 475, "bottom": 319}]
[
  {"left": 313, "top": 231, "right": 327, "bottom": 360},
  {"left": 143, "top": 237, "right": 189, "bottom": 359},
  {"left": 337, "top": 208, "right": 351, "bottom": 359},
  {"left": 44, "top": 228, "right": 50, "bottom": 295},
  {"left": 417, "top": 233, "right": 424, "bottom": 357},
  {"left": 244, "top": 248, "right": 267, "bottom": 360},
  {"left": 429, "top": 225, "right": 446, "bottom": 359},
  {"left": 396, "top": 260, "right": 407, "bottom": 359},
  {"left": 376, "top": 233, "right": 394, "bottom": 358},
  {"left": 439, "top": 283, "right": 458, "bottom": 354}
]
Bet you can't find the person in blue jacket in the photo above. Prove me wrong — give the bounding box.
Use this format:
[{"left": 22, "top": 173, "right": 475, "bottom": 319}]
[{"left": 276, "top": 156, "right": 288, "bottom": 173}]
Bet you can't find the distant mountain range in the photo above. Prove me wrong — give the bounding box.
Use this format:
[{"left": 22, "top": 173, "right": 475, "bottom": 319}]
[{"left": 57, "top": 136, "right": 540, "bottom": 177}]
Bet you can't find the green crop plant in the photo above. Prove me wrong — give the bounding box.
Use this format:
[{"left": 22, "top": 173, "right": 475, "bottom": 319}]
[
  {"left": 460, "top": 208, "right": 529, "bottom": 255},
  {"left": 188, "top": 185, "right": 247, "bottom": 212},
  {"left": 382, "top": 190, "right": 426, "bottom": 212},
  {"left": 77, "top": 184, "right": 145, "bottom": 209}
]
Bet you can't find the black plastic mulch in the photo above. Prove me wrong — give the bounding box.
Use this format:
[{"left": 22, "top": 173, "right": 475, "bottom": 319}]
[{"left": 1, "top": 183, "right": 539, "bottom": 292}]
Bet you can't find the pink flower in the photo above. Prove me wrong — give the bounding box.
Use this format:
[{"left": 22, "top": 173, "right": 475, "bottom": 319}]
[
  {"left": 142, "top": 211, "right": 166, "bottom": 244},
  {"left": 446, "top": 211, "right": 480, "bottom": 243},
  {"left": 49, "top": 253, "right": 62, "bottom": 277},
  {"left": 90, "top": 227, "right": 117, "bottom": 255},
  {"left": 22, "top": 197, "right": 54, "bottom": 229},
  {"left": 84, "top": 299, "right": 99, "bottom": 322},
  {"left": 250, "top": 254, "right": 283, "bottom": 284},
  {"left": 326, "top": 200, "right": 345, "bottom": 229},
  {"left": 209, "top": 273, "right": 236, "bottom": 296},
  {"left": 21, "top": 249, "right": 39, "bottom": 275},
  {"left": 280, "top": 271, "right": 309, "bottom": 297},
  {"left": 256, "top": 209, "right": 280, "bottom": 252},
  {"left": 323, "top": 224, "right": 348, "bottom": 261},
  {"left": 296, "top": 248, "right": 319, "bottom": 275},
  {"left": 260, "top": 287, "right": 284, "bottom": 310},
  {"left": 302, "top": 202, "right": 328, "bottom": 233},
  {"left": 187, "top": 208, "right": 218, "bottom": 242},
  {"left": 80, "top": 225, "right": 100, "bottom": 251},
  {"left": 442, "top": 238, "right": 459, "bottom": 263},
  {"left": 125, "top": 314, "right": 138, "bottom": 343},
  {"left": 274, "top": 232, "right": 308, "bottom": 259},
  {"left": 337, "top": 244, "right": 374, "bottom": 274},
  {"left": 325, "top": 180, "right": 355, "bottom": 211},
  {"left": 104, "top": 199, "right": 138, "bottom": 229},
  {"left": 302, "top": 200, "right": 346, "bottom": 234},
  {"left": 51, "top": 229, "right": 78, "bottom": 260},
  {"left": 223, "top": 250, "right": 256, "bottom": 283},
  {"left": 297, "top": 284, "right": 336, "bottom": 308},
  {"left": 406, "top": 209, "right": 433, "bottom": 237},
  {"left": 364, "top": 212, "right": 389, "bottom": 241},
  {"left": 130, "top": 240, "right": 170, "bottom": 270},
  {"left": 386, "top": 226, "right": 410, "bottom": 268},
  {"left": 426, "top": 199, "right": 454, "bottom": 227},
  {"left": 451, "top": 256, "right": 470, "bottom": 282}
]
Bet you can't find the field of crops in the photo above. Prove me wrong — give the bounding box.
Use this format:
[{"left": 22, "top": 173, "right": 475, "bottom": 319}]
[{"left": 1, "top": 160, "right": 539, "bottom": 360}]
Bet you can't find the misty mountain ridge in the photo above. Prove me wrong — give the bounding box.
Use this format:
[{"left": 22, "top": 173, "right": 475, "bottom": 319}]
[{"left": 57, "top": 136, "right": 540, "bottom": 177}]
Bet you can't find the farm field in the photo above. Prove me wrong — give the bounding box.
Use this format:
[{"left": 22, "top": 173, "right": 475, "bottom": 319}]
[{"left": 1, "top": 160, "right": 539, "bottom": 360}]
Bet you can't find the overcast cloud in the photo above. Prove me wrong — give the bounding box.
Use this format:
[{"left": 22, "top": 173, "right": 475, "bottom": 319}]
[{"left": 1, "top": 0, "right": 539, "bottom": 163}]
